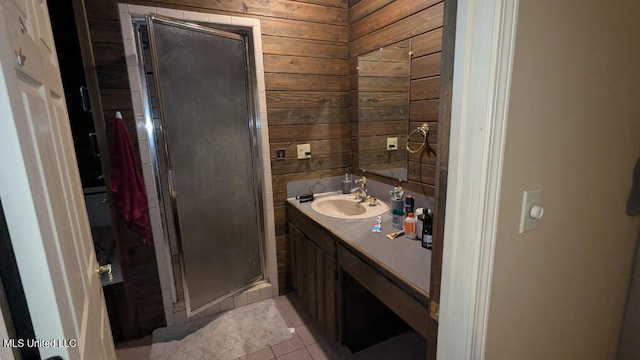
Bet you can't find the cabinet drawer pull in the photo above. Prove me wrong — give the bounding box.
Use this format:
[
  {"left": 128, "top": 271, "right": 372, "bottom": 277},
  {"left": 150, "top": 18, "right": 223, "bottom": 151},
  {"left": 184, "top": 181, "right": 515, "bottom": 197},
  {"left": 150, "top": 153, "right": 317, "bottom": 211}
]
[
  {"left": 18, "top": 16, "right": 26, "bottom": 34},
  {"left": 15, "top": 49, "right": 26, "bottom": 67}
]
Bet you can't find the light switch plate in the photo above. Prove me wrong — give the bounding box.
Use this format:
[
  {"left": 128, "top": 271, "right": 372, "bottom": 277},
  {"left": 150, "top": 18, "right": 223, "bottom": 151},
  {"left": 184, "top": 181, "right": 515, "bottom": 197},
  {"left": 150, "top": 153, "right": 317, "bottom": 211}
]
[
  {"left": 297, "top": 144, "right": 311, "bottom": 159},
  {"left": 387, "top": 137, "right": 398, "bottom": 151},
  {"left": 519, "top": 188, "right": 542, "bottom": 233}
]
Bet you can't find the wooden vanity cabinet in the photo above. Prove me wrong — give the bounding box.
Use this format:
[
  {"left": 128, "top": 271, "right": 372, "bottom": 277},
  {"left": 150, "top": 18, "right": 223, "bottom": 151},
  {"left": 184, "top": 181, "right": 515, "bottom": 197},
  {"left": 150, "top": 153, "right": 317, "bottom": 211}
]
[
  {"left": 288, "top": 208, "right": 339, "bottom": 341},
  {"left": 287, "top": 202, "right": 434, "bottom": 358}
]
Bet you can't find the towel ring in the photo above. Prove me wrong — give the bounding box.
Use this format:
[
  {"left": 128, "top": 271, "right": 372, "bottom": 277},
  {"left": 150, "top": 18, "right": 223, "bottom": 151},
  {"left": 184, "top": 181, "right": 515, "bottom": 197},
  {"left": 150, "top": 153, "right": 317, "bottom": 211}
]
[{"left": 406, "top": 123, "right": 430, "bottom": 154}]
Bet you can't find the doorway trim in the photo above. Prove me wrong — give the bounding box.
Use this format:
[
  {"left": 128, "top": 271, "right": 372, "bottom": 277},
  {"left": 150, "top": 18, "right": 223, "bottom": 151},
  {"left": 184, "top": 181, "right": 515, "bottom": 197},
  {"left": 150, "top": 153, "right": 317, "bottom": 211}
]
[
  {"left": 438, "top": 0, "right": 519, "bottom": 358},
  {"left": 118, "top": 3, "right": 278, "bottom": 326}
]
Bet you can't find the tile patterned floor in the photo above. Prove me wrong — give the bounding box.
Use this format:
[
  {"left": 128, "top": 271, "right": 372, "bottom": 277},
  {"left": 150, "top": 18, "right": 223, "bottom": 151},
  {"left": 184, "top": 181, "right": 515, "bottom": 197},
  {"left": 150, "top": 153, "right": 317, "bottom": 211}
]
[
  {"left": 115, "top": 293, "right": 425, "bottom": 360},
  {"left": 115, "top": 294, "right": 349, "bottom": 360}
]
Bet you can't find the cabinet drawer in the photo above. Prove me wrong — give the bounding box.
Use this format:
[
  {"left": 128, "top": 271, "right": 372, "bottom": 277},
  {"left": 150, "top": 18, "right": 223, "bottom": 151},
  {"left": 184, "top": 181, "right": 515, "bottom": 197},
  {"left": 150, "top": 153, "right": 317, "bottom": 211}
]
[{"left": 289, "top": 222, "right": 338, "bottom": 341}]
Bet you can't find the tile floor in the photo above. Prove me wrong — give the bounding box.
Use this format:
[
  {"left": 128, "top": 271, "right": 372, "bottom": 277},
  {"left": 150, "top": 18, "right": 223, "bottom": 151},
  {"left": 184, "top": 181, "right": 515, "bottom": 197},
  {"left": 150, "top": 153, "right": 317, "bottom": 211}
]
[
  {"left": 115, "top": 293, "right": 422, "bottom": 360},
  {"left": 115, "top": 294, "right": 349, "bottom": 360}
]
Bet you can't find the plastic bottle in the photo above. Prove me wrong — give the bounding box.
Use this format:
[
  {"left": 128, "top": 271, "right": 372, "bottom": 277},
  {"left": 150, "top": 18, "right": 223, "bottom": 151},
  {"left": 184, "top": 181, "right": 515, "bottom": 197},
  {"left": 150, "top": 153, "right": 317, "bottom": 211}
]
[
  {"left": 415, "top": 208, "right": 424, "bottom": 240},
  {"left": 422, "top": 209, "right": 433, "bottom": 249},
  {"left": 404, "top": 212, "right": 416, "bottom": 239},
  {"left": 392, "top": 208, "right": 404, "bottom": 229},
  {"left": 405, "top": 194, "right": 414, "bottom": 215}
]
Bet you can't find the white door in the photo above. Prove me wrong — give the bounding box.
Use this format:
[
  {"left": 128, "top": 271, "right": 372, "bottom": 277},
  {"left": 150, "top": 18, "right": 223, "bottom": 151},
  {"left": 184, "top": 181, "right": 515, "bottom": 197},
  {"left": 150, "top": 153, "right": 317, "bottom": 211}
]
[{"left": 0, "top": 0, "right": 116, "bottom": 359}]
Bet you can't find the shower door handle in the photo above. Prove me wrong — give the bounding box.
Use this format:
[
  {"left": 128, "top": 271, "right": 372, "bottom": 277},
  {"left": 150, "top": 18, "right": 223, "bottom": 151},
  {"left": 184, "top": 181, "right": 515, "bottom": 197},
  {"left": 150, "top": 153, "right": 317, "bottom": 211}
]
[
  {"left": 80, "top": 86, "right": 91, "bottom": 113},
  {"left": 89, "top": 132, "right": 100, "bottom": 157}
]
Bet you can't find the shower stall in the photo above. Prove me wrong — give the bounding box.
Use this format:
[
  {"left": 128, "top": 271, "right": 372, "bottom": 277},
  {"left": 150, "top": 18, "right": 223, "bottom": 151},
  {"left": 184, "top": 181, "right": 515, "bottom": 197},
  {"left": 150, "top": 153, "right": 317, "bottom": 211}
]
[{"left": 132, "top": 15, "right": 267, "bottom": 316}]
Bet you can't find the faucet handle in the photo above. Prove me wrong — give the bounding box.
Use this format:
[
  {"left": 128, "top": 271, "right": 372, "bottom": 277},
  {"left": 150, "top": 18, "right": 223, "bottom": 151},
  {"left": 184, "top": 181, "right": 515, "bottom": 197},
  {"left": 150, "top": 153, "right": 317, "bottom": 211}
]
[
  {"left": 368, "top": 196, "right": 377, "bottom": 206},
  {"left": 355, "top": 176, "right": 367, "bottom": 186},
  {"left": 351, "top": 187, "right": 366, "bottom": 201}
]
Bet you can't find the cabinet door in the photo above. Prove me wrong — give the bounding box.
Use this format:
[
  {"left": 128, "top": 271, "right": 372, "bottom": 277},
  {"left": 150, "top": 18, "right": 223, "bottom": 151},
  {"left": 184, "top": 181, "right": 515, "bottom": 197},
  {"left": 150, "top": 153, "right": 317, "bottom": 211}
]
[
  {"left": 289, "top": 223, "right": 338, "bottom": 340},
  {"left": 290, "top": 223, "right": 316, "bottom": 316},
  {"left": 319, "top": 253, "right": 337, "bottom": 340},
  {"left": 289, "top": 223, "right": 307, "bottom": 299}
]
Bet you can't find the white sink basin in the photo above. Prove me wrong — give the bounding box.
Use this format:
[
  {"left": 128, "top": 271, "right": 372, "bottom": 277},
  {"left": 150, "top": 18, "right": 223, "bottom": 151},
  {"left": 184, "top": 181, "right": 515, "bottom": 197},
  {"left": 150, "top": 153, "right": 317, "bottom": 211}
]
[{"left": 311, "top": 194, "right": 389, "bottom": 220}]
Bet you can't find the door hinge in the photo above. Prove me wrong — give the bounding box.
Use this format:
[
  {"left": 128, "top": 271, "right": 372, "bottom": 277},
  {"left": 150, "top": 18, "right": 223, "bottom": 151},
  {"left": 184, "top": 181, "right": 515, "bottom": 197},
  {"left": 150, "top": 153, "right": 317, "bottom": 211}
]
[{"left": 430, "top": 300, "right": 439, "bottom": 322}]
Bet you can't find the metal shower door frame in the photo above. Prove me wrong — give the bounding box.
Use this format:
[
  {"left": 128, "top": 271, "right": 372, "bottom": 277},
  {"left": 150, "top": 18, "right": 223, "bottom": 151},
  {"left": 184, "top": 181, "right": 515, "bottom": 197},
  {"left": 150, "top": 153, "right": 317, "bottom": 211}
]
[{"left": 140, "top": 14, "right": 267, "bottom": 316}]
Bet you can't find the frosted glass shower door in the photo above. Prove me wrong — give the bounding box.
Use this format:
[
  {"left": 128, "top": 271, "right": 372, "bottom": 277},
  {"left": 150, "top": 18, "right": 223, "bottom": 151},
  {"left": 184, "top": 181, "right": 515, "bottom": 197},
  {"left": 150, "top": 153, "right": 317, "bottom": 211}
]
[{"left": 146, "top": 16, "right": 264, "bottom": 315}]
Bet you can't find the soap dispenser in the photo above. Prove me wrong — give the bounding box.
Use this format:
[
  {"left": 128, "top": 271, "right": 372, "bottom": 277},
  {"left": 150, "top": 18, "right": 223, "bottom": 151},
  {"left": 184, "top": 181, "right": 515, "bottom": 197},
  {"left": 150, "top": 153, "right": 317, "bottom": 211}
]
[{"left": 342, "top": 173, "right": 351, "bottom": 194}]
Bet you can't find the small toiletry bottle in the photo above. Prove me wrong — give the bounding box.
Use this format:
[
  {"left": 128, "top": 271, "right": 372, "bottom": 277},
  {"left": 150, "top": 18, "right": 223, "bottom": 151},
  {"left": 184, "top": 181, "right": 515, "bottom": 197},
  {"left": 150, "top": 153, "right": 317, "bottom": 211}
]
[
  {"left": 392, "top": 208, "right": 404, "bottom": 229},
  {"left": 422, "top": 209, "right": 433, "bottom": 249},
  {"left": 342, "top": 173, "right": 351, "bottom": 194},
  {"left": 404, "top": 212, "right": 416, "bottom": 239},
  {"left": 391, "top": 197, "right": 404, "bottom": 213},
  {"left": 415, "top": 208, "right": 424, "bottom": 240},
  {"left": 405, "top": 194, "right": 415, "bottom": 215}
]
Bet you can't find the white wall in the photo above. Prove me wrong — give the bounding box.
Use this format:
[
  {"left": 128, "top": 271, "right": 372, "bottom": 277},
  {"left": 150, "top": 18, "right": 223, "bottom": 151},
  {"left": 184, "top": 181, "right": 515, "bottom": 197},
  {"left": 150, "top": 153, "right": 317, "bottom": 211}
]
[{"left": 485, "top": 1, "right": 640, "bottom": 358}]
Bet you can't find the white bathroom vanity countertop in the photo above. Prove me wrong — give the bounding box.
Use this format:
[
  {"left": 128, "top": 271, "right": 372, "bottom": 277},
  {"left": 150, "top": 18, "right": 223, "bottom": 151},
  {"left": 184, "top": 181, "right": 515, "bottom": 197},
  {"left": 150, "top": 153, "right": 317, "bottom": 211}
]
[{"left": 287, "top": 192, "right": 431, "bottom": 297}]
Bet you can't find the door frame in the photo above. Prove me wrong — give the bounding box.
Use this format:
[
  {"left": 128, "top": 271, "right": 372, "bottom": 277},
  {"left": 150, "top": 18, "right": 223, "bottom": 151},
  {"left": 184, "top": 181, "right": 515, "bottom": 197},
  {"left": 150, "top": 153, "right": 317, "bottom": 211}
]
[
  {"left": 144, "top": 14, "right": 267, "bottom": 316},
  {"left": 437, "top": 0, "right": 519, "bottom": 358}
]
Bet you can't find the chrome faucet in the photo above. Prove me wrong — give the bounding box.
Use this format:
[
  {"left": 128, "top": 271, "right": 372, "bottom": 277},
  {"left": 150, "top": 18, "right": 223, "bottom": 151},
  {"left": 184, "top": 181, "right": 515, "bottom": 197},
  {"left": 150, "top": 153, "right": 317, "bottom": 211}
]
[{"left": 351, "top": 176, "right": 368, "bottom": 203}]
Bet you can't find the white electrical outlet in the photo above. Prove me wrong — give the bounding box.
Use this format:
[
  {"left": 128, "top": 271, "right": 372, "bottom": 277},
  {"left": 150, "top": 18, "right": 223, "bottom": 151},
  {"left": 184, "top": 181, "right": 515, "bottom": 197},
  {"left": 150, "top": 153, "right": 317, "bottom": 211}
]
[
  {"left": 297, "top": 144, "right": 311, "bottom": 159},
  {"left": 519, "top": 188, "right": 544, "bottom": 233},
  {"left": 387, "top": 137, "right": 398, "bottom": 151}
]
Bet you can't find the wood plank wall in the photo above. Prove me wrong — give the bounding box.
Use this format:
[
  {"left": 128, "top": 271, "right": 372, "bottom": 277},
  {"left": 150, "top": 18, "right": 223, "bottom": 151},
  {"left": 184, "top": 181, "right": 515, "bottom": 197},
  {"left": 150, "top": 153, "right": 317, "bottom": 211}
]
[
  {"left": 78, "top": 0, "right": 443, "bottom": 308},
  {"left": 349, "top": 0, "right": 444, "bottom": 196},
  {"left": 81, "top": 0, "right": 351, "bottom": 295}
]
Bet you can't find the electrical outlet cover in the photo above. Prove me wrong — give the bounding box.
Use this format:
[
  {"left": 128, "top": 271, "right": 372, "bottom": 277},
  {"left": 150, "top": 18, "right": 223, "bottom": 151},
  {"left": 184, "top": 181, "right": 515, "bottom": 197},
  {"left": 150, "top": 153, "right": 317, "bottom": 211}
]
[
  {"left": 297, "top": 144, "right": 311, "bottom": 159},
  {"left": 387, "top": 137, "right": 398, "bottom": 151}
]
